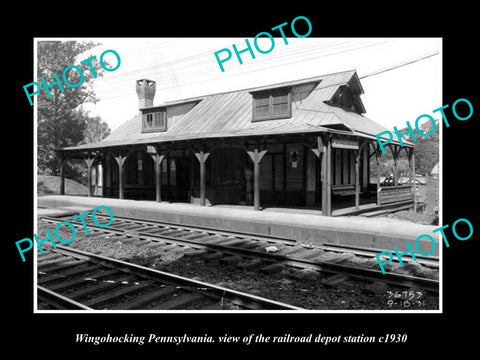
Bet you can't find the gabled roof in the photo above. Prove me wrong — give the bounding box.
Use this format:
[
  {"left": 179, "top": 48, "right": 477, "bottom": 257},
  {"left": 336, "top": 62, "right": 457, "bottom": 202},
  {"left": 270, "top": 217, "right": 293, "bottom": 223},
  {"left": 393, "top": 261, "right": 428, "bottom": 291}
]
[{"left": 63, "top": 70, "right": 411, "bottom": 151}]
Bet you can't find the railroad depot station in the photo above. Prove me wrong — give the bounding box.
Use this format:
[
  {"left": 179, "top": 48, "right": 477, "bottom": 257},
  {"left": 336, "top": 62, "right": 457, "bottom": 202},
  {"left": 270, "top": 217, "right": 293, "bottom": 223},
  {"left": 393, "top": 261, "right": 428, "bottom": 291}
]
[
  {"left": 56, "top": 70, "right": 416, "bottom": 217},
  {"left": 36, "top": 69, "right": 440, "bottom": 313},
  {"left": 38, "top": 69, "right": 440, "bottom": 255}
]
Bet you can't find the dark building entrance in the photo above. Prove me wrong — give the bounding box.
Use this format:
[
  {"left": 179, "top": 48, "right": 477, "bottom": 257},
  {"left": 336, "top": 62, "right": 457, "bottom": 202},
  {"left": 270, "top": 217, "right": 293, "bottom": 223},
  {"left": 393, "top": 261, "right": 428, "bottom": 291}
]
[
  {"left": 169, "top": 157, "right": 191, "bottom": 202},
  {"left": 208, "top": 147, "right": 250, "bottom": 205}
]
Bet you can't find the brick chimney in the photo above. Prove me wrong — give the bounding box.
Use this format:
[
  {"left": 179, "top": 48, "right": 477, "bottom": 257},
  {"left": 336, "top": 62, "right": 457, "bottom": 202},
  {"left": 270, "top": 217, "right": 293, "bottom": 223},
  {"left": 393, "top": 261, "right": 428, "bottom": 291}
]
[{"left": 136, "top": 79, "right": 156, "bottom": 110}]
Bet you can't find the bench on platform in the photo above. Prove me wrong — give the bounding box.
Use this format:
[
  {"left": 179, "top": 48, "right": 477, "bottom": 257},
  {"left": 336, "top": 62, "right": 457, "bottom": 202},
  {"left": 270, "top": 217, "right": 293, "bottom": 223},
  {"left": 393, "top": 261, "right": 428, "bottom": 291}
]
[{"left": 331, "top": 184, "right": 356, "bottom": 197}]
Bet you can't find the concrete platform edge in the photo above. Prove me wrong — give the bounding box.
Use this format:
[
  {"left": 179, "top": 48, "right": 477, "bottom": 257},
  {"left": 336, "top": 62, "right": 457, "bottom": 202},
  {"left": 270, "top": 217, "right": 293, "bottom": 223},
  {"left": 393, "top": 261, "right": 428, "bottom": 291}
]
[{"left": 37, "top": 195, "right": 439, "bottom": 256}]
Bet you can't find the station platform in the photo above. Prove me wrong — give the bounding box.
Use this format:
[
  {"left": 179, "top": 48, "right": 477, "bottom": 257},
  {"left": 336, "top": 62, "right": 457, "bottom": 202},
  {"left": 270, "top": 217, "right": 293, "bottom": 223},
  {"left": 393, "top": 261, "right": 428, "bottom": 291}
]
[{"left": 37, "top": 195, "right": 439, "bottom": 256}]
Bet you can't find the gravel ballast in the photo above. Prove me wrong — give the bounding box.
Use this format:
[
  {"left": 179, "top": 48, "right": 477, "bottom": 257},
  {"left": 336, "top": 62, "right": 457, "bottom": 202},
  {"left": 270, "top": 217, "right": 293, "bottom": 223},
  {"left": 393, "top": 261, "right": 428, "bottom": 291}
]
[{"left": 36, "top": 218, "right": 440, "bottom": 311}]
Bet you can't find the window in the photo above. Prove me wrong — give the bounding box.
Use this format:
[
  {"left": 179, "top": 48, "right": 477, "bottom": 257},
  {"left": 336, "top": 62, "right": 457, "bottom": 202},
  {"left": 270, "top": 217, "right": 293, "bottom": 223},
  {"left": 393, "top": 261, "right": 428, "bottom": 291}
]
[
  {"left": 252, "top": 88, "right": 291, "bottom": 121},
  {"left": 142, "top": 110, "right": 167, "bottom": 132},
  {"left": 331, "top": 85, "right": 365, "bottom": 113}
]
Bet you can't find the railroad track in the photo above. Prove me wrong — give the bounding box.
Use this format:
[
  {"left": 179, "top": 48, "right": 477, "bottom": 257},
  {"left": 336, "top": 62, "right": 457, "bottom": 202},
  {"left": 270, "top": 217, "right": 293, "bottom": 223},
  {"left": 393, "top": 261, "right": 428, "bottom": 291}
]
[
  {"left": 42, "top": 213, "right": 439, "bottom": 267},
  {"left": 37, "top": 245, "right": 302, "bottom": 311},
  {"left": 320, "top": 243, "right": 439, "bottom": 268},
  {"left": 39, "top": 213, "right": 439, "bottom": 294}
]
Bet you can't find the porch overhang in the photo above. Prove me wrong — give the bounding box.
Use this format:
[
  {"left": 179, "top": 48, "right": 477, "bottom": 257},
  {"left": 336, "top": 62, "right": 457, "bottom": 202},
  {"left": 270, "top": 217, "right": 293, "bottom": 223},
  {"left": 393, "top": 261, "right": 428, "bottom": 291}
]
[{"left": 58, "top": 126, "right": 413, "bottom": 158}]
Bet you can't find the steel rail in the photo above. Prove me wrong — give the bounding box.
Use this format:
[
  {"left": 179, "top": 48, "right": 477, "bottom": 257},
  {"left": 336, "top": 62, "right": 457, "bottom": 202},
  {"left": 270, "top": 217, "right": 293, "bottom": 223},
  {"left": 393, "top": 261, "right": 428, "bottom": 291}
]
[
  {"left": 320, "top": 243, "right": 440, "bottom": 268},
  {"left": 41, "top": 216, "right": 440, "bottom": 293},
  {"left": 48, "top": 214, "right": 440, "bottom": 266},
  {"left": 90, "top": 213, "right": 297, "bottom": 245},
  {"left": 41, "top": 245, "right": 304, "bottom": 311},
  {"left": 37, "top": 285, "right": 94, "bottom": 310},
  {"left": 75, "top": 215, "right": 441, "bottom": 268}
]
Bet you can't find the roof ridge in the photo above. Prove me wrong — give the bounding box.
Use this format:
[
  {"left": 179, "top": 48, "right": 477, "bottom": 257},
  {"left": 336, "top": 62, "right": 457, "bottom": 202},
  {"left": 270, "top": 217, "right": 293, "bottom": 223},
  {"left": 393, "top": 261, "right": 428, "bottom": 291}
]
[{"left": 153, "top": 69, "right": 358, "bottom": 108}]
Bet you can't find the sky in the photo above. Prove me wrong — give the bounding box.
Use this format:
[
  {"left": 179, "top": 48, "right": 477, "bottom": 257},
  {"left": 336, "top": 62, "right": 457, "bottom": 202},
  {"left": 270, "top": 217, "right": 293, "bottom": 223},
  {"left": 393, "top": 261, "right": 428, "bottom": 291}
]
[{"left": 57, "top": 37, "right": 441, "bottom": 132}]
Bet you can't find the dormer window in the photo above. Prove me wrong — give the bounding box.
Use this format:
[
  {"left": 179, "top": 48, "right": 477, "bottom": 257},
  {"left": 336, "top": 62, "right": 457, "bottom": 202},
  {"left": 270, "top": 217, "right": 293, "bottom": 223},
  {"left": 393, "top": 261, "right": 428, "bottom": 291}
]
[
  {"left": 330, "top": 84, "right": 366, "bottom": 113},
  {"left": 252, "top": 88, "right": 291, "bottom": 121},
  {"left": 142, "top": 110, "right": 167, "bottom": 133}
]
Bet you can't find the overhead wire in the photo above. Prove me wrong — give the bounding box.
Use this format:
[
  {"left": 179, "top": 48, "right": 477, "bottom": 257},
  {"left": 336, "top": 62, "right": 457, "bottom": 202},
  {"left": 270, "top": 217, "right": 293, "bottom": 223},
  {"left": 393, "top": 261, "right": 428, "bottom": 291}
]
[
  {"left": 97, "top": 38, "right": 383, "bottom": 86},
  {"left": 91, "top": 39, "right": 361, "bottom": 98},
  {"left": 92, "top": 38, "right": 367, "bottom": 90},
  {"left": 90, "top": 42, "right": 440, "bottom": 132},
  {"left": 95, "top": 39, "right": 392, "bottom": 101},
  {"left": 359, "top": 51, "right": 440, "bottom": 79}
]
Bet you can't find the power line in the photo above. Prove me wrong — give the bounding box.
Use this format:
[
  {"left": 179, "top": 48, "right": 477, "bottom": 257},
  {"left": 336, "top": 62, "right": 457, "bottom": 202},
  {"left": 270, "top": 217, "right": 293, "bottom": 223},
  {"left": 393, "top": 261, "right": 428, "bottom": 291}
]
[
  {"left": 93, "top": 38, "right": 376, "bottom": 90},
  {"left": 95, "top": 39, "right": 390, "bottom": 100},
  {"left": 359, "top": 51, "right": 440, "bottom": 79},
  {"left": 92, "top": 42, "right": 440, "bottom": 108}
]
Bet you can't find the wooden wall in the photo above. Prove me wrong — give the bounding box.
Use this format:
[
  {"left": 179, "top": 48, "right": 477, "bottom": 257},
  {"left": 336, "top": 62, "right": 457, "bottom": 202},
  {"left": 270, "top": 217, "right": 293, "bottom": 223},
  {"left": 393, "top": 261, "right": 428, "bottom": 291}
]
[
  {"left": 332, "top": 148, "right": 356, "bottom": 186},
  {"left": 100, "top": 138, "right": 372, "bottom": 208}
]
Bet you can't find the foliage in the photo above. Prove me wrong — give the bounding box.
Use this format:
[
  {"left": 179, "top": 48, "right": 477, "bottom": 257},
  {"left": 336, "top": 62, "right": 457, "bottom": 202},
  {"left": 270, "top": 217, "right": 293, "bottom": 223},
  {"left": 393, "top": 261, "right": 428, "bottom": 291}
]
[
  {"left": 411, "top": 120, "right": 439, "bottom": 175},
  {"left": 370, "top": 119, "right": 439, "bottom": 179},
  {"left": 36, "top": 41, "right": 111, "bottom": 183},
  {"left": 82, "top": 115, "right": 111, "bottom": 144}
]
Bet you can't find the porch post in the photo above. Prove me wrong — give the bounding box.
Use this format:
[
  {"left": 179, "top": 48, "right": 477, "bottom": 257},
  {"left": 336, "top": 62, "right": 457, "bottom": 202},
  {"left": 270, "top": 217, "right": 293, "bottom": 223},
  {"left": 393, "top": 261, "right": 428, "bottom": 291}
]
[
  {"left": 147, "top": 145, "right": 169, "bottom": 203},
  {"left": 412, "top": 148, "right": 417, "bottom": 212},
  {"left": 151, "top": 153, "right": 165, "bottom": 202},
  {"left": 310, "top": 136, "right": 324, "bottom": 211},
  {"left": 355, "top": 140, "right": 367, "bottom": 210},
  {"left": 154, "top": 154, "right": 161, "bottom": 202},
  {"left": 253, "top": 149, "right": 260, "bottom": 210},
  {"left": 247, "top": 147, "right": 267, "bottom": 210},
  {"left": 194, "top": 150, "right": 210, "bottom": 206},
  {"left": 319, "top": 137, "right": 328, "bottom": 215},
  {"left": 85, "top": 157, "right": 95, "bottom": 197},
  {"left": 392, "top": 146, "right": 398, "bottom": 187},
  {"left": 325, "top": 136, "right": 332, "bottom": 216},
  {"left": 354, "top": 141, "right": 360, "bottom": 210},
  {"left": 391, "top": 145, "right": 399, "bottom": 203},
  {"left": 114, "top": 152, "right": 127, "bottom": 200},
  {"left": 375, "top": 144, "right": 381, "bottom": 206}
]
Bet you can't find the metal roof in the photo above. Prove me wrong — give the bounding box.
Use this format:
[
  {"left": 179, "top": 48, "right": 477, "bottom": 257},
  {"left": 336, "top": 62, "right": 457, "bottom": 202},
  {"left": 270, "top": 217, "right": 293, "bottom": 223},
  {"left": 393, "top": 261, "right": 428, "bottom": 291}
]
[{"left": 63, "top": 70, "right": 412, "bottom": 151}]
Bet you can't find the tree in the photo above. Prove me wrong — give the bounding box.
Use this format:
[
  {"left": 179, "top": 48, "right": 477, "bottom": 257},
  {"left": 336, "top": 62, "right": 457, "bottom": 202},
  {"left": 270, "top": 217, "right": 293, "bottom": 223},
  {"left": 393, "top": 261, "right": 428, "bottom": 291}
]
[
  {"left": 66, "top": 112, "right": 112, "bottom": 185},
  {"left": 82, "top": 115, "right": 111, "bottom": 144},
  {"left": 379, "top": 158, "right": 410, "bottom": 177},
  {"left": 412, "top": 120, "right": 439, "bottom": 175},
  {"left": 396, "top": 119, "right": 439, "bottom": 175},
  {"left": 370, "top": 119, "right": 439, "bottom": 182},
  {"left": 36, "top": 41, "right": 110, "bottom": 182}
]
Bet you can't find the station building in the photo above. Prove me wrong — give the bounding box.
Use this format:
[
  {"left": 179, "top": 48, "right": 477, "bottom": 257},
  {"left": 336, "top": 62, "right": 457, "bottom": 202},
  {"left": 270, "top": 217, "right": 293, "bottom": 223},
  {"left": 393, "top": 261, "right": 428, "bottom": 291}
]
[{"left": 58, "top": 70, "right": 415, "bottom": 216}]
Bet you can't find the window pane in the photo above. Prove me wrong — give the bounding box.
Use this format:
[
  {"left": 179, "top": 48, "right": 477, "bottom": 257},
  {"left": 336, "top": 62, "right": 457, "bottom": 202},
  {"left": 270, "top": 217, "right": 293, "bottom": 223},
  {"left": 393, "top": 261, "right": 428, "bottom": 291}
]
[
  {"left": 253, "top": 89, "right": 290, "bottom": 120},
  {"left": 272, "top": 94, "right": 288, "bottom": 105},
  {"left": 255, "top": 104, "right": 270, "bottom": 116},
  {"left": 145, "top": 113, "right": 153, "bottom": 128},
  {"left": 254, "top": 93, "right": 270, "bottom": 118},
  {"left": 154, "top": 112, "right": 165, "bottom": 128},
  {"left": 272, "top": 102, "right": 289, "bottom": 115},
  {"left": 272, "top": 94, "right": 289, "bottom": 115},
  {"left": 256, "top": 96, "right": 269, "bottom": 106},
  {"left": 143, "top": 111, "right": 166, "bottom": 132}
]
